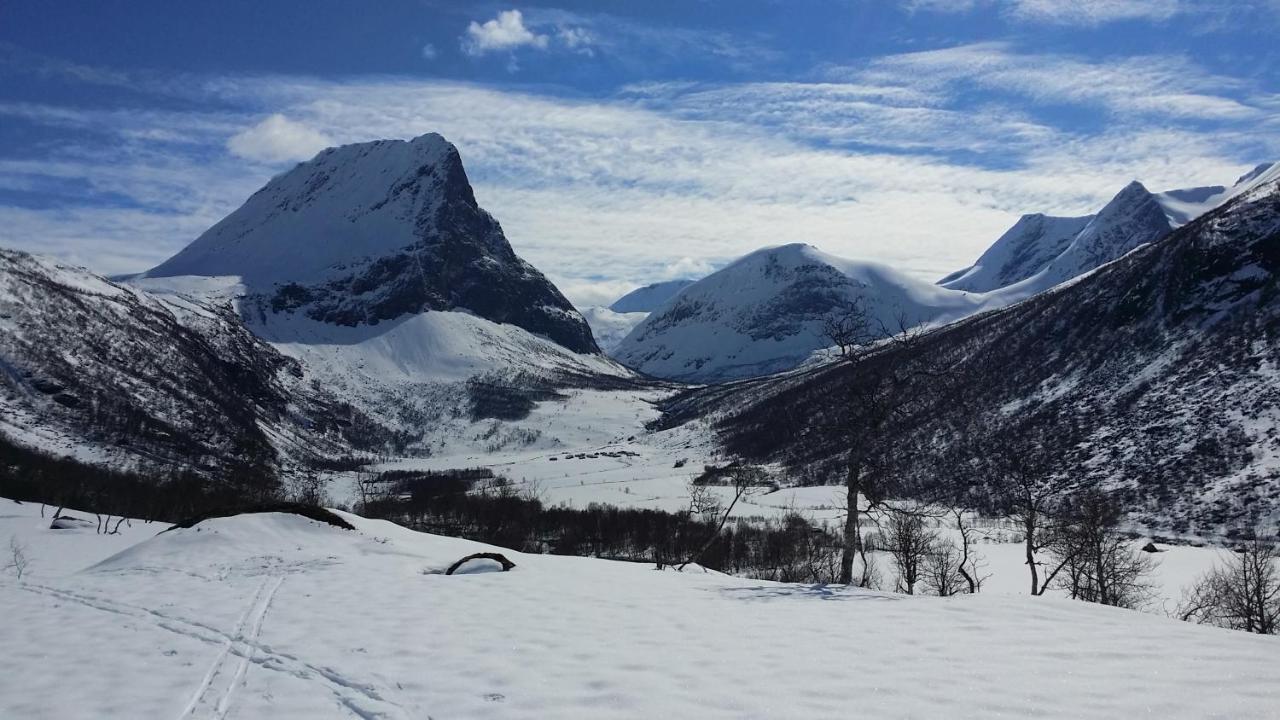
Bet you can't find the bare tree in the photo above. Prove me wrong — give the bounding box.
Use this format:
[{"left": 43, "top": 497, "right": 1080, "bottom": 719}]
[
  {"left": 924, "top": 538, "right": 965, "bottom": 596},
  {"left": 1046, "top": 491, "right": 1156, "bottom": 609},
  {"left": 680, "top": 466, "right": 765, "bottom": 571},
  {"left": 823, "top": 301, "right": 945, "bottom": 585},
  {"left": 1177, "top": 539, "right": 1279, "bottom": 634},
  {"left": 977, "top": 427, "right": 1073, "bottom": 596},
  {"left": 951, "top": 507, "right": 987, "bottom": 594},
  {"left": 886, "top": 512, "right": 937, "bottom": 594},
  {"left": 925, "top": 510, "right": 989, "bottom": 596},
  {"left": 287, "top": 470, "right": 329, "bottom": 506},
  {"left": 6, "top": 535, "right": 29, "bottom": 581}
]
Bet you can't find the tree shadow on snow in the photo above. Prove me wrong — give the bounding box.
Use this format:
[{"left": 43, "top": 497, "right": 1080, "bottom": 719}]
[{"left": 718, "top": 584, "right": 905, "bottom": 602}]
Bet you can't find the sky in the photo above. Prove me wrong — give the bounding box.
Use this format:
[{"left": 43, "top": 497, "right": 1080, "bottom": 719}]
[{"left": 1, "top": 1, "right": 1278, "bottom": 307}]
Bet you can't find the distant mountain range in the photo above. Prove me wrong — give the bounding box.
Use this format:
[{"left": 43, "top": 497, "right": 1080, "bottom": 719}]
[
  {"left": 2, "top": 129, "right": 1277, "bottom": 533},
  {"left": 615, "top": 164, "right": 1277, "bottom": 382}
]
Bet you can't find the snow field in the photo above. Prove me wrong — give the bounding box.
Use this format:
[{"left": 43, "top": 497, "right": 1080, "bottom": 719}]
[{"left": 2, "top": 499, "right": 1278, "bottom": 719}]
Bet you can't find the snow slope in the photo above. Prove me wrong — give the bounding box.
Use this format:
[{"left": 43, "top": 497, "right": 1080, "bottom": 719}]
[
  {"left": 614, "top": 243, "right": 985, "bottom": 382},
  {"left": 938, "top": 214, "right": 1093, "bottom": 292},
  {"left": 609, "top": 279, "right": 696, "bottom": 313},
  {"left": 2, "top": 499, "right": 1277, "bottom": 719}
]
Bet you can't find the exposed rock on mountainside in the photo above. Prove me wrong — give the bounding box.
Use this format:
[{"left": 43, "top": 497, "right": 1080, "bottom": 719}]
[{"left": 0, "top": 250, "right": 372, "bottom": 474}]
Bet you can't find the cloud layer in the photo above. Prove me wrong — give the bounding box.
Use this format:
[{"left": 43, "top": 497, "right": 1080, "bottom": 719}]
[{"left": 0, "top": 21, "right": 1276, "bottom": 307}]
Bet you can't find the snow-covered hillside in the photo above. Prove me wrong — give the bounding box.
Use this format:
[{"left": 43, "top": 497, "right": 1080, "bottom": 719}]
[
  {"left": 678, "top": 165, "right": 1280, "bottom": 534},
  {"left": 613, "top": 243, "right": 984, "bottom": 382},
  {"left": 0, "top": 250, "right": 363, "bottom": 473},
  {"left": 3, "top": 499, "right": 1276, "bottom": 719}
]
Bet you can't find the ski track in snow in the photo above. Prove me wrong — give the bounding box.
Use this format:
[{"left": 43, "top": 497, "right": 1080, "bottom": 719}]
[{"left": 9, "top": 579, "right": 407, "bottom": 719}]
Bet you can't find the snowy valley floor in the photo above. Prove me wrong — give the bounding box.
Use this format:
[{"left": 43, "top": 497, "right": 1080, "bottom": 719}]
[{"left": 2, "top": 498, "right": 1279, "bottom": 719}]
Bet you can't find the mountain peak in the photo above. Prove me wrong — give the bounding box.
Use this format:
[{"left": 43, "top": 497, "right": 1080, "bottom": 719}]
[
  {"left": 1235, "top": 162, "right": 1275, "bottom": 187},
  {"left": 147, "top": 132, "right": 599, "bottom": 354},
  {"left": 614, "top": 244, "right": 980, "bottom": 382}
]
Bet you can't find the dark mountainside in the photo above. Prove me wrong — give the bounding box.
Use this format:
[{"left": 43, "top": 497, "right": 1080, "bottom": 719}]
[
  {"left": 661, "top": 174, "right": 1280, "bottom": 535},
  {"left": 0, "top": 250, "right": 388, "bottom": 480}
]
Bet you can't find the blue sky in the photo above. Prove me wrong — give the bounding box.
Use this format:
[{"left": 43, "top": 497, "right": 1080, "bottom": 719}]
[{"left": 1, "top": 1, "right": 1278, "bottom": 305}]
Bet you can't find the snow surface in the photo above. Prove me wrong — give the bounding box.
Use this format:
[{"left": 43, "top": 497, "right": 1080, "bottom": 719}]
[{"left": 2, "top": 498, "right": 1277, "bottom": 719}]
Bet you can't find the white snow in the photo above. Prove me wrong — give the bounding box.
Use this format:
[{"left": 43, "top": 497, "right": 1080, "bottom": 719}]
[{"left": 2, "top": 498, "right": 1277, "bottom": 719}]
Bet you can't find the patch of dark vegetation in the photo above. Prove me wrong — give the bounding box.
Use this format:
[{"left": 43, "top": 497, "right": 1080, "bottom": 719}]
[
  {"left": 467, "top": 373, "right": 566, "bottom": 421},
  {"left": 165, "top": 502, "right": 354, "bottom": 532},
  {"left": 359, "top": 471, "right": 843, "bottom": 582},
  {"left": 0, "top": 432, "right": 284, "bottom": 525}
]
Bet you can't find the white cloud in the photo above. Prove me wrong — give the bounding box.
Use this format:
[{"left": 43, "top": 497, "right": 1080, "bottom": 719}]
[
  {"left": 904, "top": 0, "right": 1197, "bottom": 25},
  {"left": 1008, "top": 0, "right": 1184, "bottom": 25},
  {"left": 557, "top": 26, "right": 595, "bottom": 56},
  {"left": 226, "top": 113, "right": 332, "bottom": 163},
  {"left": 421, "top": 43, "right": 438, "bottom": 60},
  {"left": 847, "top": 42, "right": 1264, "bottom": 122},
  {"left": 461, "top": 10, "right": 548, "bottom": 57}
]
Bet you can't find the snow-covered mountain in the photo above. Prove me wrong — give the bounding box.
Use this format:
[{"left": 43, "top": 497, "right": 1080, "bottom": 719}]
[
  {"left": 137, "top": 133, "right": 642, "bottom": 457},
  {"left": 613, "top": 243, "right": 984, "bottom": 382},
  {"left": 147, "top": 132, "right": 598, "bottom": 355},
  {"left": 937, "top": 214, "right": 1094, "bottom": 293},
  {"left": 942, "top": 164, "right": 1276, "bottom": 296},
  {"left": 579, "top": 279, "right": 697, "bottom": 354},
  {"left": 609, "top": 279, "right": 695, "bottom": 313},
  {"left": 0, "top": 133, "right": 649, "bottom": 476},
  {"left": 673, "top": 163, "right": 1280, "bottom": 533}
]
